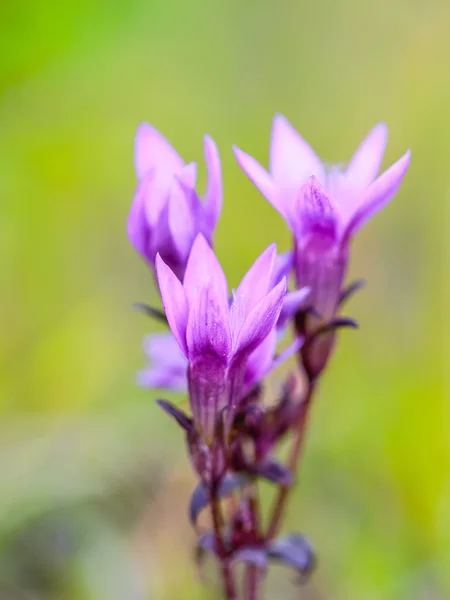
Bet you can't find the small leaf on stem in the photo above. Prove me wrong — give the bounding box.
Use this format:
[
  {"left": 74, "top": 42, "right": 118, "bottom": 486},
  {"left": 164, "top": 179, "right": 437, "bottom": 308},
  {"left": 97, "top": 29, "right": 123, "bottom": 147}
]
[
  {"left": 267, "top": 533, "right": 316, "bottom": 579},
  {"left": 133, "top": 302, "right": 168, "bottom": 324},
  {"left": 156, "top": 399, "right": 192, "bottom": 430},
  {"left": 338, "top": 278, "right": 366, "bottom": 307},
  {"left": 189, "top": 473, "right": 249, "bottom": 526}
]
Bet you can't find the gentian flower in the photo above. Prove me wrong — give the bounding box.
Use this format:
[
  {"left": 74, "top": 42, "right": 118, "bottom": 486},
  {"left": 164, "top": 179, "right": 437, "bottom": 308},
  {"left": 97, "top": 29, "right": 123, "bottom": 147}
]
[
  {"left": 139, "top": 330, "right": 276, "bottom": 395},
  {"left": 137, "top": 298, "right": 308, "bottom": 394},
  {"left": 234, "top": 115, "right": 410, "bottom": 322},
  {"left": 155, "top": 234, "right": 287, "bottom": 443},
  {"left": 127, "top": 123, "right": 222, "bottom": 280}
]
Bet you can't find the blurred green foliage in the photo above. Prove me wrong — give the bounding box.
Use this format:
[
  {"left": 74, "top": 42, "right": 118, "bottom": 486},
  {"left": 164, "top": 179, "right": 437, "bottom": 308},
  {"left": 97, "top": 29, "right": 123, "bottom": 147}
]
[{"left": 0, "top": 0, "right": 449, "bottom": 598}]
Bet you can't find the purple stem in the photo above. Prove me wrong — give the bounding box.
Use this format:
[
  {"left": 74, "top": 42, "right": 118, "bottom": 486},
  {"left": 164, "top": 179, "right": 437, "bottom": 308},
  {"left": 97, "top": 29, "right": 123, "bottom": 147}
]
[
  {"left": 266, "top": 378, "right": 316, "bottom": 540},
  {"left": 244, "top": 483, "right": 263, "bottom": 599},
  {"left": 210, "top": 484, "right": 238, "bottom": 599},
  {"left": 244, "top": 565, "right": 260, "bottom": 600}
]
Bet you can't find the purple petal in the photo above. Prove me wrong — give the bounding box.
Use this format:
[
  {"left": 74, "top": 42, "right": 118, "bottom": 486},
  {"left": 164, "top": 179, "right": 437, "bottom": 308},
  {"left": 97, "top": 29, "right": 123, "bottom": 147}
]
[
  {"left": 141, "top": 332, "right": 187, "bottom": 388},
  {"left": 188, "top": 354, "right": 228, "bottom": 442},
  {"left": 342, "top": 150, "right": 411, "bottom": 245},
  {"left": 155, "top": 255, "right": 189, "bottom": 355},
  {"left": 186, "top": 284, "right": 231, "bottom": 362},
  {"left": 234, "top": 279, "right": 286, "bottom": 357},
  {"left": 278, "top": 288, "right": 310, "bottom": 328},
  {"left": 149, "top": 201, "right": 181, "bottom": 276},
  {"left": 346, "top": 123, "right": 388, "bottom": 188},
  {"left": 142, "top": 331, "right": 187, "bottom": 363},
  {"left": 177, "top": 162, "right": 197, "bottom": 188},
  {"left": 202, "top": 135, "right": 223, "bottom": 233},
  {"left": 230, "top": 244, "right": 277, "bottom": 341},
  {"left": 142, "top": 170, "right": 172, "bottom": 227},
  {"left": 272, "top": 251, "right": 293, "bottom": 285},
  {"left": 127, "top": 176, "right": 151, "bottom": 257},
  {"left": 137, "top": 366, "right": 187, "bottom": 390},
  {"left": 269, "top": 335, "right": 303, "bottom": 372},
  {"left": 183, "top": 234, "right": 229, "bottom": 308},
  {"left": 233, "top": 146, "right": 286, "bottom": 217},
  {"left": 295, "top": 176, "right": 339, "bottom": 240},
  {"left": 168, "top": 180, "right": 196, "bottom": 261},
  {"left": 134, "top": 123, "right": 184, "bottom": 180},
  {"left": 244, "top": 328, "right": 278, "bottom": 389},
  {"left": 269, "top": 114, "right": 325, "bottom": 190}
]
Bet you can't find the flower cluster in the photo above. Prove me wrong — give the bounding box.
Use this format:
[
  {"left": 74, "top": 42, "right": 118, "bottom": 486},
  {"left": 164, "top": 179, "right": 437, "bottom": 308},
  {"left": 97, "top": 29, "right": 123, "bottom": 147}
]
[{"left": 128, "top": 116, "right": 410, "bottom": 599}]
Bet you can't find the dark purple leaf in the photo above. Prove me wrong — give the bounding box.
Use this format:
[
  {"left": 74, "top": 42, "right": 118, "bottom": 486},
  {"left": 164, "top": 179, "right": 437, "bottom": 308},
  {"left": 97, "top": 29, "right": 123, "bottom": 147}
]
[
  {"left": 156, "top": 399, "right": 192, "bottom": 431},
  {"left": 195, "top": 531, "right": 218, "bottom": 568},
  {"left": 317, "top": 316, "right": 359, "bottom": 336},
  {"left": 339, "top": 279, "right": 366, "bottom": 307},
  {"left": 189, "top": 472, "right": 249, "bottom": 526},
  {"left": 267, "top": 534, "right": 316, "bottom": 578},
  {"left": 251, "top": 459, "right": 292, "bottom": 486},
  {"left": 133, "top": 302, "right": 168, "bottom": 324}
]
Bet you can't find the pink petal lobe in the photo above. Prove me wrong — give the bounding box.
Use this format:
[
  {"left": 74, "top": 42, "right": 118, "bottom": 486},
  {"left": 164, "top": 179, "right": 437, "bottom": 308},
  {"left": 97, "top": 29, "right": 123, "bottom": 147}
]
[
  {"left": 244, "top": 328, "right": 278, "bottom": 389},
  {"left": 183, "top": 234, "right": 229, "bottom": 307},
  {"left": 155, "top": 254, "right": 189, "bottom": 355},
  {"left": 233, "top": 146, "right": 287, "bottom": 217},
  {"left": 230, "top": 244, "right": 277, "bottom": 341},
  {"left": 134, "top": 123, "right": 184, "bottom": 179},
  {"left": 343, "top": 150, "right": 411, "bottom": 245},
  {"left": 234, "top": 278, "right": 286, "bottom": 357},
  {"left": 168, "top": 181, "right": 196, "bottom": 260},
  {"left": 346, "top": 122, "right": 388, "bottom": 188},
  {"left": 202, "top": 135, "right": 223, "bottom": 231},
  {"left": 127, "top": 177, "right": 150, "bottom": 256},
  {"left": 269, "top": 114, "right": 325, "bottom": 190}
]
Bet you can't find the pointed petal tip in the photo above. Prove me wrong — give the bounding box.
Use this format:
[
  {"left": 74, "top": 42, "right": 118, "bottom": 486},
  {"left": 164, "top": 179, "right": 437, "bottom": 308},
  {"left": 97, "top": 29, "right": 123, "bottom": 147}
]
[
  {"left": 372, "top": 121, "right": 389, "bottom": 136},
  {"left": 190, "top": 231, "right": 210, "bottom": 253},
  {"left": 232, "top": 145, "right": 258, "bottom": 169},
  {"left": 264, "top": 241, "right": 278, "bottom": 261},
  {"left": 387, "top": 148, "right": 412, "bottom": 179},
  {"left": 155, "top": 254, "right": 189, "bottom": 354},
  {"left": 203, "top": 133, "right": 215, "bottom": 148},
  {"left": 232, "top": 144, "right": 247, "bottom": 162},
  {"left": 302, "top": 174, "right": 326, "bottom": 196},
  {"left": 272, "top": 112, "right": 291, "bottom": 131},
  {"left": 395, "top": 149, "right": 411, "bottom": 178},
  {"left": 155, "top": 252, "right": 165, "bottom": 271},
  {"left": 203, "top": 134, "right": 220, "bottom": 162},
  {"left": 307, "top": 173, "right": 323, "bottom": 187},
  {"left": 135, "top": 121, "right": 151, "bottom": 139},
  {"left": 270, "top": 113, "right": 301, "bottom": 150}
]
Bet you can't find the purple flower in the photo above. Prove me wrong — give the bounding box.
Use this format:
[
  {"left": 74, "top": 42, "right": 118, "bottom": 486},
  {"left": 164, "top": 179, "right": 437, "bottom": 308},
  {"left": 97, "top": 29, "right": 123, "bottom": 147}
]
[
  {"left": 234, "top": 115, "right": 410, "bottom": 321},
  {"left": 137, "top": 332, "right": 187, "bottom": 391},
  {"left": 155, "top": 234, "right": 286, "bottom": 442},
  {"left": 138, "top": 310, "right": 307, "bottom": 395},
  {"left": 127, "top": 123, "right": 222, "bottom": 280}
]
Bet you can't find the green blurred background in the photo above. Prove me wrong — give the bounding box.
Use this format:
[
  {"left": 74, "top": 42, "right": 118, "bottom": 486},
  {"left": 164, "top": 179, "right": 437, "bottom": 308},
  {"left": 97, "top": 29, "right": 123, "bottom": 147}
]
[{"left": 0, "top": 0, "right": 448, "bottom": 598}]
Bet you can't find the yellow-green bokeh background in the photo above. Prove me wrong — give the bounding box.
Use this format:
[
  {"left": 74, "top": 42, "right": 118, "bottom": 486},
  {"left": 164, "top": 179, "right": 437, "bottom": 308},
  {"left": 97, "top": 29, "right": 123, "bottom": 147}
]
[{"left": 1, "top": 0, "right": 449, "bottom": 598}]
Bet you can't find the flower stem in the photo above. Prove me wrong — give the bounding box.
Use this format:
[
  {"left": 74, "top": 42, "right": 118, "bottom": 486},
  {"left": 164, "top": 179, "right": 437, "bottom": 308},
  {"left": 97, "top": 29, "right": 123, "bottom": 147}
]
[
  {"left": 244, "top": 565, "right": 260, "bottom": 600},
  {"left": 266, "top": 379, "right": 316, "bottom": 540},
  {"left": 210, "top": 484, "right": 238, "bottom": 599},
  {"left": 244, "top": 484, "right": 262, "bottom": 600},
  {"left": 221, "top": 561, "right": 238, "bottom": 600}
]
